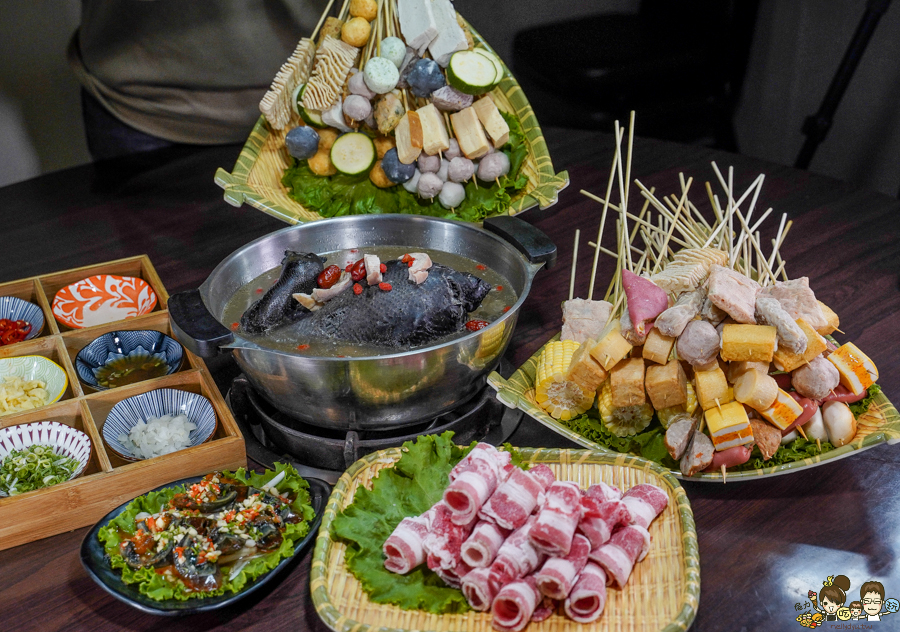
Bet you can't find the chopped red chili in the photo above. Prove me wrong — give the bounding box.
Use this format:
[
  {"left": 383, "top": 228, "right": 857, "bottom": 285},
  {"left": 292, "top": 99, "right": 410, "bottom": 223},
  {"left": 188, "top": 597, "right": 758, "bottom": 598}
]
[
  {"left": 255, "top": 287, "right": 264, "bottom": 293},
  {"left": 502, "top": 306, "right": 511, "bottom": 312},
  {"left": 465, "top": 320, "right": 490, "bottom": 331},
  {"left": 475, "top": 264, "right": 487, "bottom": 271},
  {"left": 379, "top": 282, "right": 393, "bottom": 291},
  {"left": 0, "top": 319, "right": 31, "bottom": 346},
  {"left": 496, "top": 285, "right": 503, "bottom": 291},
  {"left": 230, "top": 322, "right": 240, "bottom": 330},
  {"left": 317, "top": 264, "right": 342, "bottom": 289},
  {"left": 353, "top": 283, "right": 363, "bottom": 295},
  {"left": 296, "top": 344, "right": 310, "bottom": 351}
]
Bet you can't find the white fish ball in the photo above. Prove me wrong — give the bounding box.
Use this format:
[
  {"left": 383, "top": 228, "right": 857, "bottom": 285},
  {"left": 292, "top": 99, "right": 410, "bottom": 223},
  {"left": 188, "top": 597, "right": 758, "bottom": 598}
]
[
  {"left": 343, "top": 95, "right": 372, "bottom": 121},
  {"left": 448, "top": 156, "right": 475, "bottom": 182},
  {"left": 380, "top": 37, "right": 407, "bottom": 68},
  {"left": 364, "top": 57, "right": 400, "bottom": 94},
  {"left": 444, "top": 138, "right": 461, "bottom": 161},
  {"left": 348, "top": 72, "right": 377, "bottom": 99},
  {"left": 417, "top": 172, "right": 443, "bottom": 199},
  {"left": 477, "top": 151, "right": 510, "bottom": 181},
  {"left": 402, "top": 168, "right": 421, "bottom": 193},
  {"left": 436, "top": 158, "right": 450, "bottom": 182},
  {"left": 417, "top": 153, "right": 440, "bottom": 173},
  {"left": 439, "top": 181, "right": 466, "bottom": 209}
]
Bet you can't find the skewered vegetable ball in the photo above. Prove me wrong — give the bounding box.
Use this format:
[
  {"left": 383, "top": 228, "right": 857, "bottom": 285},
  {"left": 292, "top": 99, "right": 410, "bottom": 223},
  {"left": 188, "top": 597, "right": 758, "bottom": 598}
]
[
  {"left": 436, "top": 158, "right": 450, "bottom": 182},
  {"left": 417, "top": 172, "right": 443, "bottom": 199},
  {"left": 406, "top": 59, "right": 446, "bottom": 98},
  {"left": 317, "top": 128, "right": 339, "bottom": 150},
  {"left": 374, "top": 92, "right": 404, "bottom": 134},
  {"left": 444, "top": 138, "right": 461, "bottom": 161},
  {"left": 380, "top": 37, "right": 407, "bottom": 68},
  {"left": 364, "top": 57, "right": 400, "bottom": 94},
  {"left": 343, "top": 95, "right": 372, "bottom": 121},
  {"left": 349, "top": 0, "right": 377, "bottom": 21},
  {"left": 381, "top": 148, "right": 417, "bottom": 183},
  {"left": 477, "top": 151, "right": 510, "bottom": 181},
  {"left": 342, "top": 17, "right": 372, "bottom": 48},
  {"left": 402, "top": 169, "right": 421, "bottom": 193},
  {"left": 417, "top": 153, "right": 440, "bottom": 173},
  {"left": 348, "top": 72, "right": 377, "bottom": 99},
  {"left": 373, "top": 136, "right": 396, "bottom": 159},
  {"left": 448, "top": 156, "right": 475, "bottom": 182},
  {"left": 439, "top": 181, "right": 466, "bottom": 209},
  {"left": 285, "top": 126, "right": 320, "bottom": 160}
]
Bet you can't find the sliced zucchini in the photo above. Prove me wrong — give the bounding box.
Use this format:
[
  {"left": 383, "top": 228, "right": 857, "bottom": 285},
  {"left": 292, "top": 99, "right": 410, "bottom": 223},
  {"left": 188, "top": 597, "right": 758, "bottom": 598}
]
[
  {"left": 295, "top": 84, "right": 326, "bottom": 128},
  {"left": 330, "top": 132, "right": 376, "bottom": 175},
  {"left": 473, "top": 48, "right": 504, "bottom": 86},
  {"left": 446, "top": 50, "right": 500, "bottom": 96}
]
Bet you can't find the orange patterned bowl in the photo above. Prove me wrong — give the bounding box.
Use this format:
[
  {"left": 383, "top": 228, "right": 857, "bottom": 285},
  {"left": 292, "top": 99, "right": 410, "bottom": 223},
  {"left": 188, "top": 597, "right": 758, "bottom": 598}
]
[{"left": 52, "top": 275, "right": 158, "bottom": 329}]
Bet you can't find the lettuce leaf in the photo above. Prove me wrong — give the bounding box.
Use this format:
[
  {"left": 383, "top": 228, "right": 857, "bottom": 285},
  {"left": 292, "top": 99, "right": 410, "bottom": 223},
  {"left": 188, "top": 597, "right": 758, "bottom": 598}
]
[
  {"left": 97, "top": 462, "right": 313, "bottom": 601},
  {"left": 563, "top": 413, "right": 679, "bottom": 470},
  {"left": 849, "top": 384, "right": 882, "bottom": 417},
  {"left": 737, "top": 437, "right": 834, "bottom": 471},
  {"left": 281, "top": 112, "right": 528, "bottom": 222}
]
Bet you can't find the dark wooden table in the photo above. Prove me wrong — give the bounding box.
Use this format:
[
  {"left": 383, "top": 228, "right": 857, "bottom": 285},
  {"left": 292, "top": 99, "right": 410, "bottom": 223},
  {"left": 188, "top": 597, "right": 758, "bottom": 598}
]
[{"left": 1, "top": 129, "right": 898, "bottom": 632}]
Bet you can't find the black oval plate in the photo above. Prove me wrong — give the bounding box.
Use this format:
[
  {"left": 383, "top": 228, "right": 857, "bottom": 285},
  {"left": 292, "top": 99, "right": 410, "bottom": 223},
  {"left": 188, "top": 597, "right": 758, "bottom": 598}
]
[{"left": 79, "top": 474, "right": 331, "bottom": 616}]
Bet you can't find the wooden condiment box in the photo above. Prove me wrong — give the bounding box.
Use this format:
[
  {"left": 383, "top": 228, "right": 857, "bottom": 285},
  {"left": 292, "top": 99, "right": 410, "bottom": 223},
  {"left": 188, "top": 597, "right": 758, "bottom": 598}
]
[{"left": 0, "top": 256, "right": 246, "bottom": 550}]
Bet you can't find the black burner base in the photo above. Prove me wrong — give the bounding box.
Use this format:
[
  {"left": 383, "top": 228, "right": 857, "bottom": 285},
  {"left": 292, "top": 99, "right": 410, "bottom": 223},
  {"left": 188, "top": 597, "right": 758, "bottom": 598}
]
[{"left": 228, "top": 361, "right": 521, "bottom": 479}]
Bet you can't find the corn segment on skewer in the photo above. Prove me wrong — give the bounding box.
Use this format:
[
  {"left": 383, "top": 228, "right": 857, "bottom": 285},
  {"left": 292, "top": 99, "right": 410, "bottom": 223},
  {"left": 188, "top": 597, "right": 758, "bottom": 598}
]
[
  {"left": 597, "top": 379, "right": 654, "bottom": 437},
  {"left": 534, "top": 340, "right": 595, "bottom": 421}
]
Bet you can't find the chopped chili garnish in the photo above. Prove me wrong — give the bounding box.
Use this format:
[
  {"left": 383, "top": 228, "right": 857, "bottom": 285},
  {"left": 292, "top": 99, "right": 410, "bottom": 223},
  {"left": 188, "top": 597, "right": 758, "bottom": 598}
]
[
  {"left": 317, "top": 264, "right": 342, "bottom": 289},
  {"left": 476, "top": 264, "right": 487, "bottom": 271},
  {"left": 465, "top": 320, "right": 490, "bottom": 331},
  {"left": 379, "top": 282, "right": 392, "bottom": 291},
  {"left": 255, "top": 287, "right": 264, "bottom": 293},
  {"left": 400, "top": 254, "right": 414, "bottom": 265},
  {"left": 349, "top": 258, "right": 367, "bottom": 281},
  {"left": 380, "top": 263, "right": 387, "bottom": 273},
  {"left": 296, "top": 344, "right": 310, "bottom": 351},
  {"left": 350, "top": 248, "right": 358, "bottom": 252},
  {"left": 353, "top": 283, "right": 363, "bottom": 295},
  {"left": 230, "top": 322, "right": 240, "bottom": 330},
  {"left": 0, "top": 319, "right": 31, "bottom": 346},
  {"left": 502, "top": 306, "right": 511, "bottom": 313},
  {"left": 496, "top": 285, "right": 503, "bottom": 291}
]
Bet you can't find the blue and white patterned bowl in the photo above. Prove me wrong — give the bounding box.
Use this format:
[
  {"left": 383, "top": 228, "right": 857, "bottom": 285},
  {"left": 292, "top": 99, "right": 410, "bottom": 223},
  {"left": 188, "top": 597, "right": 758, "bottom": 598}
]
[
  {"left": 75, "top": 330, "right": 184, "bottom": 392},
  {"left": 0, "top": 296, "right": 45, "bottom": 343},
  {"left": 102, "top": 388, "right": 217, "bottom": 462},
  {"left": 0, "top": 421, "right": 92, "bottom": 497}
]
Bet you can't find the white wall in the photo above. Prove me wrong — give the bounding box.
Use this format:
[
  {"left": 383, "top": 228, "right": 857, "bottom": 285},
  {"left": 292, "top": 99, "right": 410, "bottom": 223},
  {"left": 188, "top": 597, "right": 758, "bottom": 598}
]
[{"left": 2, "top": 0, "right": 899, "bottom": 198}]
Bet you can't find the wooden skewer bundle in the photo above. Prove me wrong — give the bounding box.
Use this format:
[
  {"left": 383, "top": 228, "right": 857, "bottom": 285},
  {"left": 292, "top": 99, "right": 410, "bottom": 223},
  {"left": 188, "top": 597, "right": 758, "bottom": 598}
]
[{"left": 568, "top": 112, "right": 794, "bottom": 316}]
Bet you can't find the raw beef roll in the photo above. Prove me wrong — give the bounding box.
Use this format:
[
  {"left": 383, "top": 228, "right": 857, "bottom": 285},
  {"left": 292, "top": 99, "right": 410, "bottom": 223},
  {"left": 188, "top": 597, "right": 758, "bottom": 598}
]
[
  {"left": 461, "top": 566, "right": 501, "bottom": 611},
  {"left": 461, "top": 519, "right": 511, "bottom": 568},
  {"left": 589, "top": 524, "right": 652, "bottom": 588},
  {"left": 534, "top": 533, "right": 591, "bottom": 600},
  {"left": 577, "top": 496, "right": 629, "bottom": 549},
  {"left": 431, "top": 558, "right": 472, "bottom": 589},
  {"left": 563, "top": 562, "right": 608, "bottom": 623},
  {"left": 529, "top": 481, "right": 584, "bottom": 557},
  {"left": 444, "top": 443, "right": 511, "bottom": 525},
  {"left": 491, "top": 576, "right": 543, "bottom": 632},
  {"left": 422, "top": 502, "right": 477, "bottom": 574},
  {"left": 479, "top": 464, "right": 556, "bottom": 531},
  {"left": 620, "top": 483, "right": 668, "bottom": 529},
  {"left": 489, "top": 515, "right": 546, "bottom": 583},
  {"left": 383, "top": 510, "right": 433, "bottom": 574}
]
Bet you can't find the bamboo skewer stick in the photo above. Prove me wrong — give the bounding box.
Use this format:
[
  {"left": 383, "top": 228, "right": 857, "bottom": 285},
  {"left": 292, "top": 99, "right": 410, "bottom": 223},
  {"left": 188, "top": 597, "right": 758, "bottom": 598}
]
[
  {"left": 585, "top": 126, "right": 624, "bottom": 300},
  {"left": 613, "top": 122, "right": 632, "bottom": 271},
  {"left": 569, "top": 230, "right": 580, "bottom": 301},
  {"left": 311, "top": 0, "right": 340, "bottom": 40}
]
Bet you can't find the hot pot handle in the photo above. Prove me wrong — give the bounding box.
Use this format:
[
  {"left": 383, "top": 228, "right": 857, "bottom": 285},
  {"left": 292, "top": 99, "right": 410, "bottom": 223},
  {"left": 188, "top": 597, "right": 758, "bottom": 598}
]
[
  {"left": 168, "top": 289, "right": 234, "bottom": 358},
  {"left": 483, "top": 216, "right": 557, "bottom": 269}
]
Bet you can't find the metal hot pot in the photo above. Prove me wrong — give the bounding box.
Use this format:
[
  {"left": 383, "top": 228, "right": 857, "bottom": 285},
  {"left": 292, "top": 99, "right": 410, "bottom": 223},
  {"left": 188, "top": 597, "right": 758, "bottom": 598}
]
[{"left": 169, "top": 215, "right": 555, "bottom": 430}]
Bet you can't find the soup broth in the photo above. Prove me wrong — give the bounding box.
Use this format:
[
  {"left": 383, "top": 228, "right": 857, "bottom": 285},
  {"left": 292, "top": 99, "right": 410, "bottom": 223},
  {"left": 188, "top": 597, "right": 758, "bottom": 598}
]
[{"left": 221, "top": 246, "right": 517, "bottom": 357}]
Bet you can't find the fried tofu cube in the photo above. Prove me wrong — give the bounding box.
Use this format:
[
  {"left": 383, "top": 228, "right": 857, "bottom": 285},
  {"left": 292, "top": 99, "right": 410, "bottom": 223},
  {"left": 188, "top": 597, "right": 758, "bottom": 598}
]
[
  {"left": 565, "top": 339, "right": 608, "bottom": 394},
  {"left": 394, "top": 112, "right": 423, "bottom": 164},
  {"left": 720, "top": 324, "right": 777, "bottom": 362},
  {"left": 610, "top": 357, "right": 646, "bottom": 407},
  {"left": 589, "top": 320, "right": 633, "bottom": 371},
  {"left": 643, "top": 328, "right": 676, "bottom": 365},
  {"left": 772, "top": 318, "right": 827, "bottom": 372},
  {"left": 694, "top": 365, "right": 730, "bottom": 410},
  {"left": 817, "top": 300, "right": 840, "bottom": 335},
  {"left": 417, "top": 103, "right": 450, "bottom": 155},
  {"left": 645, "top": 360, "right": 687, "bottom": 410},
  {"left": 450, "top": 106, "right": 490, "bottom": 159}
]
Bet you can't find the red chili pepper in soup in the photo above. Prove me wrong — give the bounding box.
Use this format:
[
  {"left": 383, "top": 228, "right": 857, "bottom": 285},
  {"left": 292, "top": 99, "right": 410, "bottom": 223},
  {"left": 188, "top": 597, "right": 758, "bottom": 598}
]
[{"left": 466, "top": 320, "right": 490, "bottom": 331}]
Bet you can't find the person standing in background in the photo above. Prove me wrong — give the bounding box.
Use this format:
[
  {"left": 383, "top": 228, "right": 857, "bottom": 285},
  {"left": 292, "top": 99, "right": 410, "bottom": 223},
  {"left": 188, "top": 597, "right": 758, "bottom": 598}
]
[{"left": 69, "top": 0, "right": 327, "bottom": 160}]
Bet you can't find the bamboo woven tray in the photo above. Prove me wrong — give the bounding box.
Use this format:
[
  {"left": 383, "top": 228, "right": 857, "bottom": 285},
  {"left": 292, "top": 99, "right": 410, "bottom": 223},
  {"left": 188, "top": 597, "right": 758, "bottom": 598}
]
[
  {"left": 214, "top": 18, "right": 569, "bottom": 224},
  {"left": 311, "top": 447, "right": 699, "bottom": 632},
  {"left": 488, "top": 336, "right": 900, "bottom": 483},
  {"left": 0, "top": 256, "right": 246, "bottom": 550}
]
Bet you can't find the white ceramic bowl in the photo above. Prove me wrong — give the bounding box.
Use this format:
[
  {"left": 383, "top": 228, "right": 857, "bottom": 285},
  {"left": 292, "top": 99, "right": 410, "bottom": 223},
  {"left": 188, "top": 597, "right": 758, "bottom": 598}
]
[{"left": 0, "top": 421, "right": 92, "bottom": 497}]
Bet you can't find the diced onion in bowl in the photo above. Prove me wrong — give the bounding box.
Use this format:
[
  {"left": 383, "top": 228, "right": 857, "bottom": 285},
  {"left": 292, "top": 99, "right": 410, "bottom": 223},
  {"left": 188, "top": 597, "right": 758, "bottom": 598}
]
[{"left": 118, "top": 414, "right": 196, "bottom": 460}]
